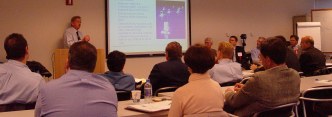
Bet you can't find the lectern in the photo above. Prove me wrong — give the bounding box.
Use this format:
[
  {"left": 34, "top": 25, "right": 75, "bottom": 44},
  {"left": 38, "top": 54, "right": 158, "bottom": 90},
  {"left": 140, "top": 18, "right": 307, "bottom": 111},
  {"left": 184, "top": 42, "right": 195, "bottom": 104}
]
[{"left": 53, "top": 49, "right": 105, "bottom": 79}]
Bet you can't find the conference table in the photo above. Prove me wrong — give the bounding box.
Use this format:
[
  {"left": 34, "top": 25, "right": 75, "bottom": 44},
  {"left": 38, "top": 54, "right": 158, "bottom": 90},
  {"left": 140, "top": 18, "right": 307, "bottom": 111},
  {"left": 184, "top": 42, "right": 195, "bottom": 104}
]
[{"left": 1, "top": 74, "right": 331, "bottom": 117}]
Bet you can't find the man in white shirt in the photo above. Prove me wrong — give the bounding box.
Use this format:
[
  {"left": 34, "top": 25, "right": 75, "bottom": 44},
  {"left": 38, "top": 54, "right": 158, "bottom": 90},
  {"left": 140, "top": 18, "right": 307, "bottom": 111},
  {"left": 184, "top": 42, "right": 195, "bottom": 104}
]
[
  {"left": 289, "top": 35, "right": 301, "bottom": 57},
  {"left": 64, "top": 16, "right": 90, "bottom": 48},
  {"left": 210, "top": 42, "right": 243, "bottom": 85},
  {"left": 0, "top": 33, "right": 44, "bottom": 105},
  {"left": 251, "top": 37, "right": 265, "bottom": 65}
]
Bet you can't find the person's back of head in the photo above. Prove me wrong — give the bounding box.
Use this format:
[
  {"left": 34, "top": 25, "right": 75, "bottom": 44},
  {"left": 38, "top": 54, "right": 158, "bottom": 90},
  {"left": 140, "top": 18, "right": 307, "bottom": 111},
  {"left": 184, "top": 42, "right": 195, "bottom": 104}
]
[
  {"left": 217, "top": 41, "right": 234, "bottom": 60},
  {"left": 107, "top": 50, "right": 126, "bottom": 72},
  {"left": 275, "top": 35, "right": 288, "bottom": 45},
  {"left": 260, "top": 37, "right": 287, "bottom": 68},
  {"left": 184, "top": 44, "right": 215, "bottom": 74},
  {"left": 4, "top": 33, "right": 28, "bottom": 61},
  {"left": 68, "top": 41, "right": 97, "bottom": 72},
  {"left": 166, "top": 41, "right": 182, "bottom": 60}
]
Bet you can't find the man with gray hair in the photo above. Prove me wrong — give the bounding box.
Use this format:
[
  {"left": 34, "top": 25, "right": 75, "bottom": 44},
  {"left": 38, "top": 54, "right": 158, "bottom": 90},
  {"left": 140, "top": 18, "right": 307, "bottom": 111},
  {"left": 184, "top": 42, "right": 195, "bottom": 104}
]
[
  {"left": 299, "top": 36, "right": 326, "bottom": 76},
  {"left": 204, "top": 37, "right": 217, "bottom": 58},
  {"left": 251, "top": 37, "right": 265, "bottom": 65}
]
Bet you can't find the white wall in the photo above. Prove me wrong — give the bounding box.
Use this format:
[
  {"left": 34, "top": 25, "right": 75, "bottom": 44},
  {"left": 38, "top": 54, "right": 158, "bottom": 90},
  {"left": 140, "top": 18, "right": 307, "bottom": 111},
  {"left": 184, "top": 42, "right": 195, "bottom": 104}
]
[{"left": 0, "top": 0, "right": 314, "bottom": 78}]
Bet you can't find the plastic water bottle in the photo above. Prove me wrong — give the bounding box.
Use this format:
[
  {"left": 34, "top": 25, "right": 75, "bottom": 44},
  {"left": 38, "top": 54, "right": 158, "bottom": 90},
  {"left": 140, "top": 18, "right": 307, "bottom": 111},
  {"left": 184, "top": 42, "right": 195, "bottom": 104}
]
[{"left": 144, "top": 79, "right": 153, "bottom": 103}]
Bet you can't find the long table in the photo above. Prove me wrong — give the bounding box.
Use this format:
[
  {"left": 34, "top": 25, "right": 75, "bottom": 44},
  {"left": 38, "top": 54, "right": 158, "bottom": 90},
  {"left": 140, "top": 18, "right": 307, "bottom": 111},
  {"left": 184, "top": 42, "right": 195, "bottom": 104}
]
[{"left": 1, "top": 74, "right": 331, "bottom": 117}]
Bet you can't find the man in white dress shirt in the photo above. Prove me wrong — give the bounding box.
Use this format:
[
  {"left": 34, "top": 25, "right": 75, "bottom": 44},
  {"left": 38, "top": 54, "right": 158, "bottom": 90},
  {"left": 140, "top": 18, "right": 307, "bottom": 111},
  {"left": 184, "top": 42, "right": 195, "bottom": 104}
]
[
  {"left": 0, "top": 33, "right": 44, "bottom": 105},
  {"left": 210, "top": 42, "right": 243, "bottom": 85},
  {"left": 64, "top": 16, "right": 90, "bottom": 48}
]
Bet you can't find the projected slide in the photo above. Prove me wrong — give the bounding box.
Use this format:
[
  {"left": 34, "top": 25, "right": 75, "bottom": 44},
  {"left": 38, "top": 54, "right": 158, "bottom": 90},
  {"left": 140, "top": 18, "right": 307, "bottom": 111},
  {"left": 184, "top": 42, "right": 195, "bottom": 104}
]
[{"left": 107, "top": 0, "right": 190, "bottom": 55}]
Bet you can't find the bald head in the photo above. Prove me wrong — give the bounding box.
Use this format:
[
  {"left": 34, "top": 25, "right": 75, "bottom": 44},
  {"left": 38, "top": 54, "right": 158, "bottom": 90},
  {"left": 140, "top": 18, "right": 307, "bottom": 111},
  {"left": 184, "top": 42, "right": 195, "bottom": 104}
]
[{"left": 300, "top": 36, "right": 314, "bottom": 50}]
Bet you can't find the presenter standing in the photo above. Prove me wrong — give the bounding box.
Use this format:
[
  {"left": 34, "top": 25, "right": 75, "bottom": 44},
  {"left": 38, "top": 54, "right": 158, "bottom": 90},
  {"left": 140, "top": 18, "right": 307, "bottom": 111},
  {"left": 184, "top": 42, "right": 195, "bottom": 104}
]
[{"left": 64, "top": 16, "right": 90, "bottom": 48}]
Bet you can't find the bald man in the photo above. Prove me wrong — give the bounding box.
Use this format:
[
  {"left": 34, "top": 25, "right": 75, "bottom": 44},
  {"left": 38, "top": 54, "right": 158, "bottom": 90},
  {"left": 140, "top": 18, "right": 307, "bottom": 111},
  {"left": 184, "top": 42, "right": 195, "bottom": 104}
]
[{"left": 299, "top": 36, "right": 326, "bottom": 76}]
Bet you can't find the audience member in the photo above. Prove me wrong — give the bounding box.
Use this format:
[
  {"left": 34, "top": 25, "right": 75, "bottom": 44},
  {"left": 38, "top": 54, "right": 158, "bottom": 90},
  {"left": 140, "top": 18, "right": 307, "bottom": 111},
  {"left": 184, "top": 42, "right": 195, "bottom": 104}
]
[
  {"left": 102, "top": 50, "right": 135, "bottom": 91},
  {"left": 229, "top": 36, "right": 250, "bottom": 69},
  {"left": 209, "top": 42, "right": 243, "bottom": 85},
  {"left": 64, "top": 16, "right": 90, "bottom": 48},
  {"left": 251, "top": 37, "right": 265, "bottom": 65},
  {"left": 276, "top": 35, "right": 301, "bottom": 72},
  {"left": 299, "top": 36, "right": 326, "bottom": 76},
  {"left": 35, "top": 42, "right": 117, "bottom": 117},
  {"left": 204, "top": 37, "right": 217, "bottom": 58},
  {"left": 168, "top": 44, "right": 228, "bottom": 117},
  {"left": 0, "top": 33, "right": 44, "bottom": 105},
  {"left": 148, "top": 42, "right": 190, "bottom": 94},
  {"left": 224, "top": 37, "right": 300, "bottom": 116},
  {"left": 289, "top": 35, "right": 302, "bottom": 57}
]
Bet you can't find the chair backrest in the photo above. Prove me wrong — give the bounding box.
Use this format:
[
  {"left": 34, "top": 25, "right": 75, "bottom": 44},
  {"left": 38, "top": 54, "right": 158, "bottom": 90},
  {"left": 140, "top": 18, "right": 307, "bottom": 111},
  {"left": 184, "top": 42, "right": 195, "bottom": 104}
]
[
  {"left": 300, "top": 86, "right": 332, "bottom": 117},
  {"left": 219, "top": 79, "right": 242, "bottom": 87},
  {"left": 253, "top": 102, "right": 298, "bottom": 117},
  {"left": 154, "top": 86, "right": 178, "bottom": 96},
  {"left": 0, "top": 102, "right": 36, "bottom": 112},
  {"left": 116, "top": 90, "right": 131, "bottom": 101}
]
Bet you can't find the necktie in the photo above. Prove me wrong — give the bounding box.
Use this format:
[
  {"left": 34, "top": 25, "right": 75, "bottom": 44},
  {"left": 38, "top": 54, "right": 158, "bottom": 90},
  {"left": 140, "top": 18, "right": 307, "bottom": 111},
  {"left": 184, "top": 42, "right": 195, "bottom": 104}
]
[{"left": 76, "top": 31, "right": 81, "bottom": 41}]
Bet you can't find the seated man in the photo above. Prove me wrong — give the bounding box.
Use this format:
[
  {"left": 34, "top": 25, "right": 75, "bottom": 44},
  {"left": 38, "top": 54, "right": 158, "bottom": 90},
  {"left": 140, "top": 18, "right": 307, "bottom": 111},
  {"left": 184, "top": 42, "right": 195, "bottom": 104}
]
[
  {"left": 204, "top": 37, "right": 217, "bottom": 58},
  {"left": 35, "top": 42, "right": 117, "bottom": 117},
  {"left": 276, "top": 35, "right": 301, "bottom": 72},
  {"left": 209, "top": 42, "right": 243, "bottom": 85},
  {"left": 229, "top": 36, "right": 250, "bottom": 69},
  {"left": 148, "top": 41, "right": 190, "bottom": 94},
  {"left": 299, "top": 36, "right": 326, "bottom": 76},
  {"left": 224, "top": 37, "right": 300, "bottom": 116},
  {"left": 102, "top": 50, "right": 135, "bottom": 91},
  {"left": 251, "top": 37, "right": 265, "bottom": 65},
  {"left": 289, "top": 35, "right": 302, "bottom": 57},
  {"left": 0, "top": 33, "right": 44, "bottom": 105},
  {"left": 168, "top": 44, "right": 228, "bottom": 117}
]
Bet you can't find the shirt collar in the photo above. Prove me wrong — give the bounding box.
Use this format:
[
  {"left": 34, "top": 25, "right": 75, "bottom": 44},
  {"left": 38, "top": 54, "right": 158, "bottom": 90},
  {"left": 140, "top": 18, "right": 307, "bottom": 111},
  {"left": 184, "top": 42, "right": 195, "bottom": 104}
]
[
  {"left": 105, "top": 71, "right": 124, "bottom": 75},
  {"left": 7, "top": 59, "right": 28, "bottom": 68},
  {"left": 265, "top": 64, "right": 288, "bottom": 72},
  {"left": 188, "top": 72, "right": 210, "bottom": 82},
  {"left": 218, "top": 59, "right": 233, "bottom": 64},
  {"left": 67, "top": 69, "right": 92, "bottom": 76}
]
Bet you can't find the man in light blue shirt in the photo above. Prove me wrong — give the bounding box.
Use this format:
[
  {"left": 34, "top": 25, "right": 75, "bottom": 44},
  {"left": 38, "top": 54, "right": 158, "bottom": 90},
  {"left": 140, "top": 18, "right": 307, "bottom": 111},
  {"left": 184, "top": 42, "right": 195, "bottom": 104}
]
[
  {"left": 251, "top": 37, "right": 265, "bottom": 65},
  {"left": 0, "top": 33, "right": 44, "bottom": 105},
  {"left": 35, "top": 42, "right": 117, "bottom": 117},
  {"left": 210, "top": 42, "right": 243, "bottom": 84},
  {"left": 102, "top": 50, "right": 135, "bottom": 91},
  {"left": 64, "top": 16, "right": 90, "bottom": 48}
]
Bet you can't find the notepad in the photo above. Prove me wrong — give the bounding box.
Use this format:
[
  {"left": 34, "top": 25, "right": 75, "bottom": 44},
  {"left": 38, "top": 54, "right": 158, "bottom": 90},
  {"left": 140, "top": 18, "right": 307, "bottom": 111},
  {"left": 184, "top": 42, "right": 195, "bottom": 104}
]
[{"left": 126, "top": 100, "right": 171, "bottom": 113}]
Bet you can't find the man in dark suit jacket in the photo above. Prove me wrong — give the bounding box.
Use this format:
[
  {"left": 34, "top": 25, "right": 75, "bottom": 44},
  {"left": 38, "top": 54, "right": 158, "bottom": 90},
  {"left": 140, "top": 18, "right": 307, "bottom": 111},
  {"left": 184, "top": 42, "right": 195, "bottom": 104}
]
[
  {"left": 275, "top": 35, "right": 301, "bottom": 72},
  {"left": 299, "top": 36, "right": 326, "bottom": 76},
  {"left": 224, "top": 37, "right": 300, "bottom": 116},
  {"left": 148, "top": 42, "right": 190, "bottom": 94},
  {"left": 229, "top": 36, "right": 250, "bottom": 69}
]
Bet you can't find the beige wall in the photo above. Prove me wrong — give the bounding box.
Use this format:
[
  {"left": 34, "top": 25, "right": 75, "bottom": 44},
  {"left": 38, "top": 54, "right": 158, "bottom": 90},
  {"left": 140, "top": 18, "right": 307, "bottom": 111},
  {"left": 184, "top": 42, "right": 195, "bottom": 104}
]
[{"left": 0, "top": 0, "right": 314, "bottom": 78}]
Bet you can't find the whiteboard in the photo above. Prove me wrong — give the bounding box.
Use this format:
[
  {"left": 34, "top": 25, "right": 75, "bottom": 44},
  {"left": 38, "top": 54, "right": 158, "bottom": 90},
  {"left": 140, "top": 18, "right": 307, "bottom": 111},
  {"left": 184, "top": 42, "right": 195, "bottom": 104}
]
[
  {"left": 297, "top": 22, "right": 321, "bottom": 50},
  {"left": 312, "top": 9, "right": 332, "bottom": 52}
]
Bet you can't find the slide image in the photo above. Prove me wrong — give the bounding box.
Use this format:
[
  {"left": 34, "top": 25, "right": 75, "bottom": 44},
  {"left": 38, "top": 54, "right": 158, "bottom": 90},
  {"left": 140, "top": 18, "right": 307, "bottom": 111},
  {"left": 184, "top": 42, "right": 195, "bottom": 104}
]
[{"left": 156, "top": 0, "right": 185, "bottom": 39}]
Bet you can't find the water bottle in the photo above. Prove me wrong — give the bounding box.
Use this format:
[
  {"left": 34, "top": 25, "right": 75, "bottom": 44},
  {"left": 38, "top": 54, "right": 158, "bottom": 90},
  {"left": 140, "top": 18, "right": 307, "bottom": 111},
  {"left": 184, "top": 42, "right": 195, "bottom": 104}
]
[{"left": 144, "top": 79, "right": 153, "bottom": 103}]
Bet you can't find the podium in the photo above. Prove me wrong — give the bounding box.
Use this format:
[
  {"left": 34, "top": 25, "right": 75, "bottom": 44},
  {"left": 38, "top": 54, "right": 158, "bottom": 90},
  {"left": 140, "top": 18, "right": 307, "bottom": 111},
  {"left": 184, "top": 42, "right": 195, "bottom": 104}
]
[{"left": 53, "top": 49, "right": 106, "bottom": 79}]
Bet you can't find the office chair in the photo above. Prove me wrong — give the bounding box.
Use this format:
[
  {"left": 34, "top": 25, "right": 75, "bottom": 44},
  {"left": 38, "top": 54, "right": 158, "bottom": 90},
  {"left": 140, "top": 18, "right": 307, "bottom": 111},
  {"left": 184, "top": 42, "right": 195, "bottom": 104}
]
[
  {"left": 253, "top": 102, "right": 299, "bottom": 117},
  {"left": 300, "top": 86, "right": 332, "bottom": 117}
]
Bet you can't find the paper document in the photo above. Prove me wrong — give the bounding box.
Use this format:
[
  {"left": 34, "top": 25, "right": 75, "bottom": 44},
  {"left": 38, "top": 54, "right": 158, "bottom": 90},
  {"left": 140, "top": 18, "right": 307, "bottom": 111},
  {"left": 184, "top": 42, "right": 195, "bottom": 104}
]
[{"left": 126, "top": 100, "right": 171, "bottom": 112}]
